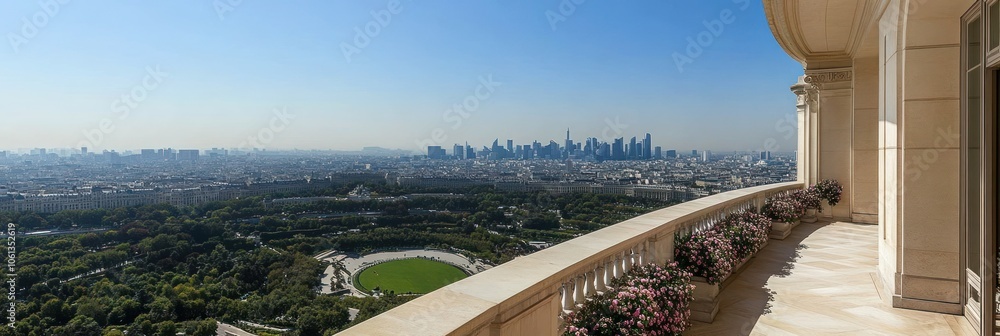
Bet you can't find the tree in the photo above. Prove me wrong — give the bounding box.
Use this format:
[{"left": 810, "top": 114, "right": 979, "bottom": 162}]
[
  {"left": 17, "top": 213, "right": 46, "bottom": 230},
  {"left": 103, "top": 329, "right": 126, "bottom": 336},
  {"left": 76, "top": 297, "right": 108, "bottom": 326},
  {"left": 155, "top": 321, "right": 177, "bottom": 336},
  {"left": 148, "top": 297, "right": 176, "bottom": 323},
  {"left": 61, "top": 315, "right": 102, "bottom": 336},
  {"left": 187, "top": 319, "right": 216, "bottom": 336}
]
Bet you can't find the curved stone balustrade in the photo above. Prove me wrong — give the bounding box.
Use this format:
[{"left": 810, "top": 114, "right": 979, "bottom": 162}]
[{"left": 337, "top": 182, "right": 803, "bottom": 336}]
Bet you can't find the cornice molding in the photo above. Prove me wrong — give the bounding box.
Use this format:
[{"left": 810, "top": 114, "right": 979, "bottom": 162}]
[
  {"left": 765, "top": 0, "right": 885, "bottom": 68},
  {"left": 804, "top": 70, "right": 853, "bottom": 84}
]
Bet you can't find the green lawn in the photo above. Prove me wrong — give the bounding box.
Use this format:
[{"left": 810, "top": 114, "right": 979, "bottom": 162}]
[{"left": 356, "top": 258, "right": 468, "bottom": 294}]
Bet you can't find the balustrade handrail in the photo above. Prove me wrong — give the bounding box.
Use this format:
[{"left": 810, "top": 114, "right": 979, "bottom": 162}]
[{"left": 337, "top": 182, "right": 803, "bottom": 336}]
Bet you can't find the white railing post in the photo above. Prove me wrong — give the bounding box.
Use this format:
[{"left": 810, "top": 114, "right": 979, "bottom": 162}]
[
  {"left": 585, "top": 270, "right": 597, "bottom": 297},
  {"left": 595, "top": 263, "right": 607, "bottom": 292},
  {"left": 624, "top": 248, "right": 634, "bottom": 273},
  {"left": 561, "top": 282, "right": 573, "bottom": 312},
  {"left": 573, "top": 275, "right": 586, "bottom": 306},
  {"left": 613, "top": 255, "right": 624, "bottom": 279}
]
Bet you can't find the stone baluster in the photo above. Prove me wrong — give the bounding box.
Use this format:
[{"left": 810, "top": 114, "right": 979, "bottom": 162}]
[
  {"left": 561, "top": 282, "right": 573, "bottom": 312},
  {"left": 573, "top": 275, "right": 586, "bottom": 306},
  {"left": 595, "top": 263, "right": 607, "bottom": 292},
  {"left": 631, "top": 245, "right": 641, "bottom": 268},
  {"left": 635, "top": 243, "right": 644, "bottom": 267},
  {"left": 646, "top": 238, "right": 660, "bottom": 265},
  {"left": 613, "top": 255, "right": 624, "bottom": 279},
  {"left": 622, "top": 249, "right": 632, "bottom": 275},
  {"left": 585, "top": 270, "right": 597, "bottom": 296}
]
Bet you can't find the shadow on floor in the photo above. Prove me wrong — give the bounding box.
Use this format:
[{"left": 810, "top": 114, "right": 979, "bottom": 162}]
[{"left": 685, "top": 220, "right": 830, "bottom": 336}]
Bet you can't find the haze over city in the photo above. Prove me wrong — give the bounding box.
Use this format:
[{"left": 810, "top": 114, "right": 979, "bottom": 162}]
[
  {"left": 13, "top": 0, "right": 985, "bottom": 334},
  {"left": 1, "top": 1, "right": 800, "bottom": 152}
]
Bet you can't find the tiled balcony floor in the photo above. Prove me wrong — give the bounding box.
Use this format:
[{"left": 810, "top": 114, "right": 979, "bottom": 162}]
[{"left": 686, "top": 221, "right": 977, "bottom": 336}]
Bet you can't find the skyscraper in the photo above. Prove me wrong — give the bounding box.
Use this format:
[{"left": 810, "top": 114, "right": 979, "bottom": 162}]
[
  {"left": 565, "top": 128, "right": 574, "bottom": 156},
  {"left": 654, "top": 146, "right": 662, "bottom": 159},
  {"left": 466, "top": 145, "right": 476, "bottom": 159},
  {"left": 427, "top": 146, "right": 446, "bottom": 159},
  {"left": 629, "top": 137, "right": 637, "bottom": 160},
  {"left": 613, "top": 138, "right": 625, "bottom": 161},
  {"left": 644, "top": 133, "right": 652, "bottom": 159},
  {"left": 454, "top": 144, "right": 464, "bottom": 160}
]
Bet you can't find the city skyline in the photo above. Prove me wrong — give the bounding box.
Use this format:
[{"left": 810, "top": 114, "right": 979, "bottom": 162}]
[
  {"left": 0, "top": 126, "right": 793, "bottom": 157},
  {"left": 1, "top": 1, "right": 801, "bottom": 152}
]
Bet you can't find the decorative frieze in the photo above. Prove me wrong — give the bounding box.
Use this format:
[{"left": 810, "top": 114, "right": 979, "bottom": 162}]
[{"left": 804, "top": 70, "right": 852, "bottom": 84}]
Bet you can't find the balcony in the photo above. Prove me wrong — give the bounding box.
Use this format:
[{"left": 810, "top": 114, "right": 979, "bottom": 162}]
[
  {"left": 686, "top": 220, "right": 974, "bottom": 335},
  {"left": 337, "top": 182, "right": 975, "bottom": 335}
]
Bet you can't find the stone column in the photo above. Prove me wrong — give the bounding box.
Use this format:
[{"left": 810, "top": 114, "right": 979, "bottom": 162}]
[
  {"left": 793, "top": 68, "right": 854, "bottom": 220},
  {"left": 791, "top": 77, "right": 814, "bottom": 185}
]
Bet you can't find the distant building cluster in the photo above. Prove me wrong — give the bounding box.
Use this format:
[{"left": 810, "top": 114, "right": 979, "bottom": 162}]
[
  {"left": 0, "top": 180, "right": 322, "bottom": 213},
  {"left": 0, "top": 140, "right": 794, "bottom": 213},
  {"left": 429, "top": 130, "right": 673, "bottom": 161}
]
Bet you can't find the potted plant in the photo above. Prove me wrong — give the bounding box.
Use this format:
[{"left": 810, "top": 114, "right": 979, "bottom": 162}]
[
  {"left": 761, "top": 195, "right": 801, "bottom": 240},
  {"left": 797, "top": 187, "right": 821, "bottom": 223},
  {"left": 564, "top": 262, "right": 693, "bottom": 336},
  {"left": 713, "top": 211, "right": 770, "bottom": 261},
  {"left": 674, "top": 230, "right": 736, "bottom": 322},
  {"left": 815, "top": 179, "right": 843, "bottom": 212}
]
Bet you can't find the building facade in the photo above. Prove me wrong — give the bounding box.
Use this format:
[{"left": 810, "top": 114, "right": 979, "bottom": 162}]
[{"left": 765, "top": 0, "right": 997, "bottom": 332}]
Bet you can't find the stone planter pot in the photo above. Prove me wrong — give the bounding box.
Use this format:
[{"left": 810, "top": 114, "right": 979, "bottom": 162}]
[
  {"left": 690, "top": 255, "right": 752, "bottom": 323},
  {"left": 769, "top": 219, "right": 800, "bottom": 240},
  {"left": 802, "top": 209, "right": 818, "bottom": 223}
]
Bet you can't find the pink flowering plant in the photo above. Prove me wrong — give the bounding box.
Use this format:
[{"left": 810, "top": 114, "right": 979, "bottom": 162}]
[
  {"left": 674, "top": 230, "right": 736, "bottom": 285},
  {"left": 814, "top": 179, "right": 843, "bottom": 207},
  {"left": 761, "top": 195, "right": 802, "bottom": 223},
  {"left": 714, "top": 211, "right": 771, "bottom": 260},
  {"left": 796, "top": 187, "right": 822, "bottom": 211},
  {"left": 564, "top": 262, "right": 694, "bottom": 336}
]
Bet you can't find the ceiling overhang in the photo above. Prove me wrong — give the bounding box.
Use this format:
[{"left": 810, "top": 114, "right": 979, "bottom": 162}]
[{"left": 764, "top": 0, "right": 886, "bottom": 69}]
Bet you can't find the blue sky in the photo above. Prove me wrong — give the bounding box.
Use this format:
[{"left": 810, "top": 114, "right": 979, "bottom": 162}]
[{"left": 0, "top": 0, "right": 802, "bottom": 153}]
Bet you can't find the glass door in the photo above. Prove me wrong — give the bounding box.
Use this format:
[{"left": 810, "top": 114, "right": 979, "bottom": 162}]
[
  {"left": 964, "top": 4, "right": 988, "bottom": 333},
  {"left": 967, "top": 1, "right": 1000, "bottom": 334}
]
